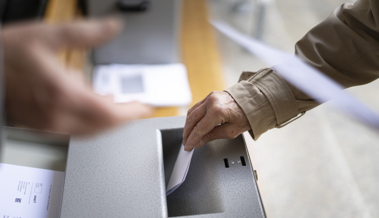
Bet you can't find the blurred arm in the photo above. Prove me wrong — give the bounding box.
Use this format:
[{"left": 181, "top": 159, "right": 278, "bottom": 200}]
[{"left": 2, "top": 19, "right": 152, "bottom": 135}]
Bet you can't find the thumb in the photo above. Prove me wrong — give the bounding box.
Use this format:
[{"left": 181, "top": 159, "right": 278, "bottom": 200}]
[
  {"left": 54, "top": 18, "right": 123, "bottom": 49},
  {"left": 113, "top": 101, "right": 154, "bottom": 122}
]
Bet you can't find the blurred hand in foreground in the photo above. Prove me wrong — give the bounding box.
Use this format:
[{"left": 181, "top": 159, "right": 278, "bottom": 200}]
[
  {"left": 2, "top": 18, "right": 152, "bottom": 135},
  {"left": 183, "top": 91, "right": 250, "bottom": 151}
]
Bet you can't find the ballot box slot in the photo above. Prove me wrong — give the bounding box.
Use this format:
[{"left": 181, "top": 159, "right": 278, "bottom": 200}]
[
  {"left": 240, "top": 156, "right": 246, "bottom": 166},
  {"left": 160, "top": 128, "right": 224, "bottom": 217},
  {"left": 223, "top": 158, "right": 229, "bottom": 168}
]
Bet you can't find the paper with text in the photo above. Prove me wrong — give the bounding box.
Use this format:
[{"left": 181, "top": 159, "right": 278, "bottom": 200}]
[
  {"left": 211, "top": 20, "right": 379, "bottom": 130},
  {"left": 166, "top": 145, "right": 194, "bottom": 196},
  {"left": 0, "top": 163, "right": 65, "bottom": 218}
]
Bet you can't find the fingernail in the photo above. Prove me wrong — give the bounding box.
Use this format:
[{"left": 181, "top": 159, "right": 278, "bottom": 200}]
[{"left": 184, "top": 146, "right": 192, "bottom": 151}]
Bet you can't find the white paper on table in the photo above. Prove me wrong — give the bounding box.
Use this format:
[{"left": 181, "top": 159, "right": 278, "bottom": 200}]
[
  {"left": 211, "top": 20, "right": 379, "bottom": 130},
  {"left": 93, "top": 63, "right": 192, "bottom": 107},
  {"left": 166, "top": 145, "right": 194, "bottom": 196},
  {"left": 0, "top": 163, "right": 65, "bottom": 218}
]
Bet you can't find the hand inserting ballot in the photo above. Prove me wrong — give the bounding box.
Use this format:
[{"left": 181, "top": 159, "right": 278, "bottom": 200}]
[
  {"left": 182, "top": 91, "right": 250, "bottom": 151},
  {"left": 2, "top": 18, "right": 152, "bottom": 135}
]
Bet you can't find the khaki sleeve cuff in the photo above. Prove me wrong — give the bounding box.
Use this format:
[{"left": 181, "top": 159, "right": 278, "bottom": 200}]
[{"left": 225, "top": 68, "right": 302, "bottom": 140}]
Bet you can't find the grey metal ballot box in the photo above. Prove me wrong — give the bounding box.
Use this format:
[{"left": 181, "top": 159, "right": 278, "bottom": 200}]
[{"left": 60, "top": 116, "right": 266, "bottom": 217}]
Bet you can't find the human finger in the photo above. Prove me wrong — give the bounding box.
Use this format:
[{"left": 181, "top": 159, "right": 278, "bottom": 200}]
[
  {"left": 186, "top": 92, "right": 213, "bottom": 116},
  {"left": 193, "top": 123, "right": 239, "bottom": 149},
  {"left": 101, "top": 94, "right": 115, "bottom": 103},
  {"left": 68, "top": 101, "right": 152, "bottom": 135},
  {"left": 54, "top": 18, "right": 123, "bottom": 49},
  {"left": 72, "top": 89, "right": 152, "bottom": 132},
  {"left": 52, "top": 72, "right": 151, "bottom": 135},
  {"left": 182, "top": 103, "right": 207, "bottom": 146},
  {"left": 110, "top": 101, "right": 153, "bottom": 122},
  {"left": 183, "top": 95, "right": 212, "bottom": 144},
  {"left": 184, "top": 111, "right": 222, "bottom": 151},
  {"left": 72, "top": 101, "right": 153, "bottom": 135}
]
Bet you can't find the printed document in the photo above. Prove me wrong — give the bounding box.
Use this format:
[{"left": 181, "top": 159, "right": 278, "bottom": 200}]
[{"left": 0, "top": 163, "right": 65, "bottom": 218}]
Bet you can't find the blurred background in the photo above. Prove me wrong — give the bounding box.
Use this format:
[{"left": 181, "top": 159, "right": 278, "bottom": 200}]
[{"left": 208, "top": 0, "right": 379, "bottom": 217}]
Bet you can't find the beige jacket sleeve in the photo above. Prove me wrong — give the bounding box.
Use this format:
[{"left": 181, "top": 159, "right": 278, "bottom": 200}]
[{"left": 225, "top": 0, "right": 379, "bottom": 140}]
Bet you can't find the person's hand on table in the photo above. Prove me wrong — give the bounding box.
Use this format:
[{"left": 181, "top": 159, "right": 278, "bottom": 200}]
[
  {"left": 2, "top": 18, "right": 152, "bottom": 135},
  {"left": 183, "top": 91, "right": 250, "bottom": 151}
]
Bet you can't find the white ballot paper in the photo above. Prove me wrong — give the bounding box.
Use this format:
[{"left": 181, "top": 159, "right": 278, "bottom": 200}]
[
  {"left": 0, "top": 163, "right": 65, "bottom": 218},
  {"left": 166, "top": 145, "right": 194, "bottom": 196},
  {"left": 211, "top": 21, "right": 379, "bottom": 130},
  {"left": 93, "top": 63, "right": 192, "bottom": 107}
]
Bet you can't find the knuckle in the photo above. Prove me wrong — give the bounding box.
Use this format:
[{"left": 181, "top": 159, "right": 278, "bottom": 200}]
[
  {"left": 190, "top": 110, "right": 201, "bottom": 121},
  {"left": 194, "top": 125, "right": 203, "bottom": 136},
  {"left": 187, "top": 103, "right": 200, "bottom": 116},
  {"left": 185, "top": 115, "right": 192, "bottom": 124},
  {"left": 208, "top": 92, "right": 219, "bottom": 103},
  {"left": 187, "top": 105, "right": 196, "bottom": 116}
]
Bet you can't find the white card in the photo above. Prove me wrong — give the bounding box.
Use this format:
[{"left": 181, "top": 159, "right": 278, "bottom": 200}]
[
  {"left": 166, "top": 145, "right": 194, "bottom": 196},
  {"left": 0, "top": 163, "right": 65, "bottom": 218},
  {"left": 211, "top": 20, "right": 379, "bottom": 130}
]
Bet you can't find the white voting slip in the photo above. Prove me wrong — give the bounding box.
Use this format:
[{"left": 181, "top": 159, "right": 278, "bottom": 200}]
[
  {"left": 211, "top": 20, "right": 379, "bottom": 130},
  {"left": 166, "top": 145, "right": 194, "bottom": 196},
  {"left": 93, "top": 63, "right": 192, "bottom": 107},
  {"left": 0, "top": 163, "right": 65, "bottom": 218}
]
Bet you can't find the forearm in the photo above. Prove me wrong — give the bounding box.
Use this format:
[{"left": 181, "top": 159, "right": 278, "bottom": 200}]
[
  {"left": 293, "top": 0, "right": 379, "bottom": 111},
  {"left": 228, "top": 0, "right": 379, "bottom": 139}
]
